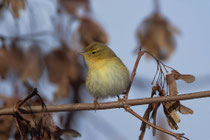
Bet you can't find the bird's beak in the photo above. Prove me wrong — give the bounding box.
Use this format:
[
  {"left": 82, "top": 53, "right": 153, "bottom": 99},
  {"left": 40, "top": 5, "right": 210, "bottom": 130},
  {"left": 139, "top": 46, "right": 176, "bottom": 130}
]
[{"left": 80, "top": 52, "right": 85, "bottom": 56}]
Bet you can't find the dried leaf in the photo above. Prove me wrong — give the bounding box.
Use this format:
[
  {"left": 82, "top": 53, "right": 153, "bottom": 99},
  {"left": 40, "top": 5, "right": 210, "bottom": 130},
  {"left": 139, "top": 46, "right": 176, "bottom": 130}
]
[
  {"left": 178, "top": 75, "right": 195, "bottom": 83},
  {"left": 171, "top": 70, "right": 195, "bottom": 83},
  {"left": 59, "top": 129, "right": 81, "bottom": 137},
  {"left": 169, "top": 25, "right": 181, "bottom": 35},
  {"left": 53, "top": 78, "right": 70, "bottom": 101},
  {"left": 9, "top": 43, "right": 25, "bottom": 77},
  {"left": 78, "top": 17, "right": 108, "bottom": 49},
  {"left": 139, "top": 86, "right": 161, "bottom": 140},
  {"left": 67, "top": 50, "right": 81, "bottom": 83},
  {"left": 45, "top": 48, "right": 70, "bottom": 83},
  {"left": 166, "top": 71, "right": 178, "bottom": 96},
  {"left": 0, "top": 46, "right": 9, "bottom": 78},
  {"left": 163, "top": 103, "right": 179, "bottom": 130},
  {"left": 179, "top": 104, "right": 193, "bottom": 114},
  {"left": 150, "top": 103, "right": 160, "bottom": 136},
  {"left": 139, "top": 104, "right": 153, "bottom": 140},
  {"left": 45, "top": 46, "right": 82, "bottom": 101},
  {"left": 136, "top": 13, "right": 179, "bottom": 60},
  {"left": 21, "top": 45, "right": 43, "bottom": 83}
]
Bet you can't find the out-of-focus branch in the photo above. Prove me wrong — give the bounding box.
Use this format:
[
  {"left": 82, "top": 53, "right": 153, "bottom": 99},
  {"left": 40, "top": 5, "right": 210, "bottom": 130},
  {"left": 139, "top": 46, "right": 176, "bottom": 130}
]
[{"left": 0, "top": 90, "right": 209, "bottom": 115}]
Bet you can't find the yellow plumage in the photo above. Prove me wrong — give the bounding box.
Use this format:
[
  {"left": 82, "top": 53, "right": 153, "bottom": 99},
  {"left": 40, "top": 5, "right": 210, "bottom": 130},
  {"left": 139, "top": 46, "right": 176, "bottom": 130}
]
[{"left": 81, "top": 42, "right": 129, "bottom": 99}]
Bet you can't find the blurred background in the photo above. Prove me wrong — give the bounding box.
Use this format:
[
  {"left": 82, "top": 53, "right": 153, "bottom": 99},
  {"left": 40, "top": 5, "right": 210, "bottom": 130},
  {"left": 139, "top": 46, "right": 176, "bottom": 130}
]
[{"left": 0, "top": 0, "right": 209, "bottom": 140}]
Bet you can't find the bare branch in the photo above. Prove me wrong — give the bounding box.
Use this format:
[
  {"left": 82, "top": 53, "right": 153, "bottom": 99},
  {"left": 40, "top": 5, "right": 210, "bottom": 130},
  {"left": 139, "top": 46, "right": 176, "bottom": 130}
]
[
  {"left": 0, "top": 90, "right": 209, "bottom": 115},
  {"left": 124, "top": 51, "right": 144, "bottom": 100}
]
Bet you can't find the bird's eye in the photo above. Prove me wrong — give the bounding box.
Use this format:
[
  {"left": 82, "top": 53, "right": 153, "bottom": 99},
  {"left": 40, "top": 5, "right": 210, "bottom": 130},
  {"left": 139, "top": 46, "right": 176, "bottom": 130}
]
[{"left": 92, "top": 51, "right": 96, "bottom": 54}]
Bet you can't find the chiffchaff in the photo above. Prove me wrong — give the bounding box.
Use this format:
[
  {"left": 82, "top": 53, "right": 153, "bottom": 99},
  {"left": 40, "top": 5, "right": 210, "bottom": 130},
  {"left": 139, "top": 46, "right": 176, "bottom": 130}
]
[{"left": 81, "top": 42, "right": 129, "bottom": 101}]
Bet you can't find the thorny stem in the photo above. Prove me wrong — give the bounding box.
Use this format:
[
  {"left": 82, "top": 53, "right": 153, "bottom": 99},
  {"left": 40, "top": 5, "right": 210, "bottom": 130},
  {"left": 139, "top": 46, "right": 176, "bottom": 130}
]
[
  {"left": 124, "top": 106, "right": 189, "bottom": 140},
  {"left": 124, "top": 51, "right": 145, "bottom": 100}
]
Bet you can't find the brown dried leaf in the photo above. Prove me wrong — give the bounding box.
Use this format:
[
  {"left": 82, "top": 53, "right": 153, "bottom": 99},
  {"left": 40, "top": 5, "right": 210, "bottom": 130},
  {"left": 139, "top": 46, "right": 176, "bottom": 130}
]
[
  {"left": 45, "top": 46, "right": 82, "bottom": 101},
  {"left": 45, "top": 48, "right": 70, "bottom": 83},
  {"left": 163, "top": 102, "right": 179, "bottom": 130},
  {"left": 40, "top": 112, "right": 81, "bottom": 139},
  {"left": 169, "top": 25, "right": 181, "bottom": 35},
  {"left": 53, "top": 78, "right": 70, "bottom": 101},
  {"left": 171, "top": 70, "right": 195, "bottom": 83},
  {"left": 179, "top": 104, "right": 193, "bottom": 114},
  {"left": 166, "top": 72, "right": 178, "bottom": 96},
  {"left": 78, "top": 17, "right": 108, "bottom": 49},
  {"left": 139, "top": 87, "right": 161, "bottom": 140},
  {"left": 178, "top": 75, "right": 195, "bottom": 83},
  {"left": 10, "top": 0, "right": 25, "bottom": 18},
  {"left": 151, "top": 103, "right": 160, "bottom": 136},
  {"left": 139, "top": 104, "right": 153, "bottom": 140},
  {"left": 136, "top": 13, "right": 179, "bottom": 60},
  {"left": 0, "top": 46, "right": 9, "bottom": 78},
  {"left": 8, "top": 43, "right": 25, "bottom": 77},
  {"left": 67, "top": 50, "right": 81, "bottom": 83},
  {"left": 21, "top": 45, "right": 43, "bottom": 83},
  {"left": 59, "top": 129, "right": 81, "bottom": 137}
]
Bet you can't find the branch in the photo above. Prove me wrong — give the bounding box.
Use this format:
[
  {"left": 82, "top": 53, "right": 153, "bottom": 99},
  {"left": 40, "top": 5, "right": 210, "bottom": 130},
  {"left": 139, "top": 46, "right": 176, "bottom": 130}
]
[
  {"left": 0, "top": 90, "right": 209, "bottom": 115},
  {"left": 124, "top": 51, "right": 144, "bottom": 100}
]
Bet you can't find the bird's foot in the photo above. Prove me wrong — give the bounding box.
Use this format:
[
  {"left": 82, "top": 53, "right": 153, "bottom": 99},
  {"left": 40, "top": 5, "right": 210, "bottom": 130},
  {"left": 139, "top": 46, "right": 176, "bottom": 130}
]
[
  {"left": 117, "top": 95, "right": 126, "bottom": 105},
  {"left": 93, "top": 98, "right": 100, "bottom": 111}
]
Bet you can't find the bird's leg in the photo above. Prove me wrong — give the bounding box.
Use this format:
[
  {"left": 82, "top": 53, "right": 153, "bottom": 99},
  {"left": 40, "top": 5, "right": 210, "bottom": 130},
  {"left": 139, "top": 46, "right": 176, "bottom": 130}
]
[
  {"left": 93, "top": 97, "right": 100, "bottom": 111},
  {"left": 117, "top": 95, "right": 126, "bottom": 105}
]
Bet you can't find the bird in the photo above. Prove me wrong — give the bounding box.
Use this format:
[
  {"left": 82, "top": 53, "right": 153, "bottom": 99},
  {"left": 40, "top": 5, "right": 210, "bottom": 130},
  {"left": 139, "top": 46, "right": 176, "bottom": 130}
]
[{"left": 81, "top": 42, "right": 130, "bottom": 105}]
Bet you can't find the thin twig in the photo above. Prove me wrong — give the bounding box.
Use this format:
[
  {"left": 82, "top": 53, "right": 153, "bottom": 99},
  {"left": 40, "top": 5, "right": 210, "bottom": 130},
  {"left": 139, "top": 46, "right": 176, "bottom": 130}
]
[
  {"left": 124, "top": 51, "right": 145, "bottom": 100},
  {"left": 0, "top": 90, "right": 209, "bottom": 115},
  {"left": 17, "top": 88, "right": 38, "bottom": 107}
]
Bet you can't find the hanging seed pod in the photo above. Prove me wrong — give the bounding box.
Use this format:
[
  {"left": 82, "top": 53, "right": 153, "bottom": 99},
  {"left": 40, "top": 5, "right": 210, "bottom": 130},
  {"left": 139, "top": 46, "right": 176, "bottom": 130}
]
[
  {"left": 136, "top": 12, "right": 180, "bottom": 60},
  {"left": 21, "top": 44, "right": 43, "bottom": 83},
  {"left": 78, "top": 17, "right": 108, "bottom": 49}
]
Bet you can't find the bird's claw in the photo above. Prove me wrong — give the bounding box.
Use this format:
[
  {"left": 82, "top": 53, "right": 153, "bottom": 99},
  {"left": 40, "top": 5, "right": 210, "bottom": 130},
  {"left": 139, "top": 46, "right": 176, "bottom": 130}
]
[{"left": 93, "top": 99, "right": 100, "bottom": 111}]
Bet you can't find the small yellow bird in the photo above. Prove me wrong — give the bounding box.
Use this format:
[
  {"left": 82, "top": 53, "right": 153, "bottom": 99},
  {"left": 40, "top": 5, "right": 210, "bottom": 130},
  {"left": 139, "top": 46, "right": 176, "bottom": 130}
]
[{"left": 81, "top": 42, "right": 130, "bottom": 102}]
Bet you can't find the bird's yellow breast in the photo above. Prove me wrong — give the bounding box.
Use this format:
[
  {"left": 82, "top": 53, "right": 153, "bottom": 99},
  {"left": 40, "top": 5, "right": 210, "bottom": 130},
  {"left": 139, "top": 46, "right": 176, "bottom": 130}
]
[{"left": 86, "top": 57, "right": 129, "bottom": 98}]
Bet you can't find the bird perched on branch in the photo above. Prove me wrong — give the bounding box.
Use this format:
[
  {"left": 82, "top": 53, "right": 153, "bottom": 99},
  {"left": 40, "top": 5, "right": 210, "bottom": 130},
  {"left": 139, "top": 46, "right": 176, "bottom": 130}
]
[{"left": 81, "top": 42, "right": 129, "bottom": 104}]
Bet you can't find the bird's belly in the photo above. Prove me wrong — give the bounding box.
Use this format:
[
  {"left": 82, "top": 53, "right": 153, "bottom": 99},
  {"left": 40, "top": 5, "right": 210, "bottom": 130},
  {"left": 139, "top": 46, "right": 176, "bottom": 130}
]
[{"left": 86, "top": 66, "right": 129, "bottom": 98}]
